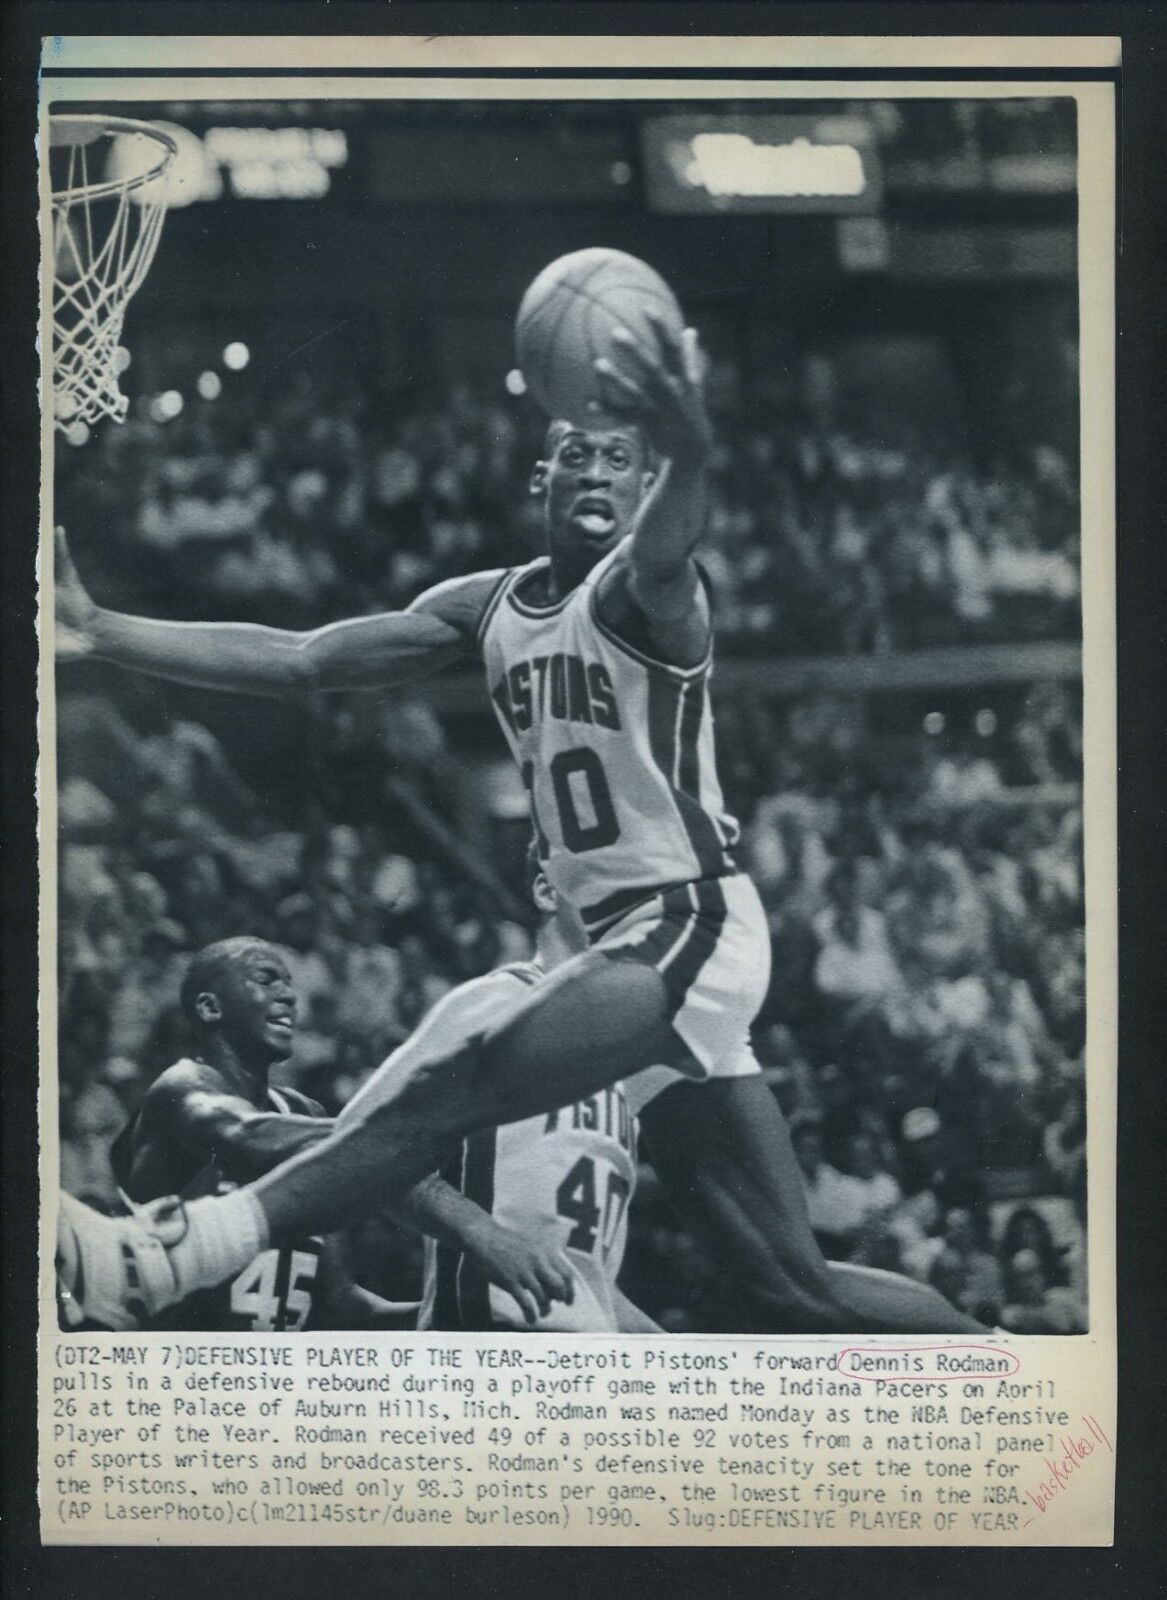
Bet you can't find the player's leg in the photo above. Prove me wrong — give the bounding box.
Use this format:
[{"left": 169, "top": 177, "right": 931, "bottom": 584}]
[
  {"left": 638, "top": 1076, "right": 850, "bottom": 1332},
  {"left": 828, "top": 1262, "right": 986, "bottom": 1334},
  {"left": 639, "top": 1077, "right": 984, "bottom": 1335},
  {"left": 251, "top": 950, "right": 678, "bottom": 1243}
]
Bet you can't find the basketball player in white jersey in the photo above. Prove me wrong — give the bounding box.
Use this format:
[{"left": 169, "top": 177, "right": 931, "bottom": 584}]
[{"left": 56, "top": 313, "right": 983, "bottom": 1333}]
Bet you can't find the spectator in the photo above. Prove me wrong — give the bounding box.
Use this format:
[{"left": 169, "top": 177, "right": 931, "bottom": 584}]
[
  {"left": 336, "top": 906, "right": 404, "bottom": 1047},
  {"left": 59, "top": 1073, "right": 126, "bottom": 1211},
  {"left": 928, "top": 1247, "right": 972, "bottom": 1314},
  {"left": 1000, "top": 1249, "right": 1086, "bottom": 1334},
  {"left": 791, "top": 1119, "right": 868, "bottom": 1257},
  {"left": 886, "top": 1189, "right": 947, "bottom": 1283},
  {"left": 843, "top": 1132, "right": 903, "bottom": 1221},
  {"left": 941, "top": 1207, "right": 1004, "bottom": 1323},
  {"left": 105, "top": 922, "right": 187, "bottom": 1060},
  {"left": 999, "top": 1205, "right": 1071, "bottom": 1290},
  {"left": 274, "top": 893, "right": 339, "bottom": 1022},
  {"left": 1043, "top": 1081, "right": 1087, "bottom": 1216}
]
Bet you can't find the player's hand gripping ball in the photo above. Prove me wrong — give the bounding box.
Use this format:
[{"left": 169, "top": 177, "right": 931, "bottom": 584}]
[{"left": 515, "top": 247, "right": 686, "bottom": 426}]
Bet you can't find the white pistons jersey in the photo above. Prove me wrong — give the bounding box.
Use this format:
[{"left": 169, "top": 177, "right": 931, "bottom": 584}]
[
  {"left": 415, "top": 963, "right": 639, "bottom": 1332},
  {"left": 478, "top": 542, "right": 740, "bottom": 937}
]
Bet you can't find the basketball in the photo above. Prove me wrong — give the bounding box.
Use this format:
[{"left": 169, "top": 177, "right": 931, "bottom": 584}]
[{"left": 515, "top": 247, "right": 685, "bottom": 425}]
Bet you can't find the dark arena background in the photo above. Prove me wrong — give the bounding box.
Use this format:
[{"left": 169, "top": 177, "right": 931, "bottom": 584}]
[{"left": 53, "top": 96, "right": 1087, "bottom": 1332}]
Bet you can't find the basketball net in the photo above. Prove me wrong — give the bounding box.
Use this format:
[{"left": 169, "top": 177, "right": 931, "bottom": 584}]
[{"left": 49, "top": 116, "right": 177, "bottom": 432}]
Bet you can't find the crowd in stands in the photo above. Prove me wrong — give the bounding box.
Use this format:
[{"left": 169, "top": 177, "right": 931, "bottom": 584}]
[
  {"left": 56, "top": 348, "right": 1080, "bottom": 657},
  {"left": 57, "top": 661, "right": 1088, "bottom": 1333}
]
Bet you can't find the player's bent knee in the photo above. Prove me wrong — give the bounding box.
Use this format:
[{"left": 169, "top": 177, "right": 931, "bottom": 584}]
[{"left": 756, "top": 1251, "right": 836, "bottom": 1309}]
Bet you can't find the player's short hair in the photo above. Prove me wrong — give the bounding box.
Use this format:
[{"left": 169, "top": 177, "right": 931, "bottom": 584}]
[{"left": 178, "top": 936, "right": 272, "bottom": 1024}]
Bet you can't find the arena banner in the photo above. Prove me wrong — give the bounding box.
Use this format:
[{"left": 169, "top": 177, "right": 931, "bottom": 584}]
[{"left": 36, "top": 32, "right": 1117, "bottom": 1549}]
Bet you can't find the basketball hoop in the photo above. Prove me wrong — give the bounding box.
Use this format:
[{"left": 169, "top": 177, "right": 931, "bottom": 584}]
[{"left": 48, "top": 115, "right": 177, "bottom": 432}]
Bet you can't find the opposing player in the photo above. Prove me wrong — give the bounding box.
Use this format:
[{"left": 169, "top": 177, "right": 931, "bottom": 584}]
[
  {"left": 56, "top": 311, "right": 981, "bottom": 1333},
  {"left": 61, "top": 882, "right": 644, "bottom": 1334},
  {"left": 108, "top": 936, "right": 406, "bottom": 1330}
]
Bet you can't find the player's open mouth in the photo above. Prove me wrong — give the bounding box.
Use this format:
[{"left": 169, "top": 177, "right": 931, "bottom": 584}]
[
  {"left": 572, "top": 499, "right": 617, "bottom": 538},
  {"left": 267, "top": 1013, "right": 294, "bottom": 1036}
]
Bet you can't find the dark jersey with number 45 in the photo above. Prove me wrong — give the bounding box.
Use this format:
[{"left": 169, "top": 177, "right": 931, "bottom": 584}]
[{"left": 112, "top": 1070, "right": 326, "bottom": 1332}]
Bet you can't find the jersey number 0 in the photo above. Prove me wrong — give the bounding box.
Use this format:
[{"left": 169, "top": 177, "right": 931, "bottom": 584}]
[{"left": 523, "top": 749, "right": 619, "bottom": 855}]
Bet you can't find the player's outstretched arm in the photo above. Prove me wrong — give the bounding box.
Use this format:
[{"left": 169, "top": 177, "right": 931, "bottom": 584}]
[
  {"left": 595, "top": 317, "right": 713, "bottom": 619},
  {"left": 54, "top": 528, "right": 499, "bottom": 696},
  {"left": 390, "top": 1174, "right": 575, "bottom": 1326},
  {"left": 149, "top": 1077, "right": 335, "bottom": 1185}
]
